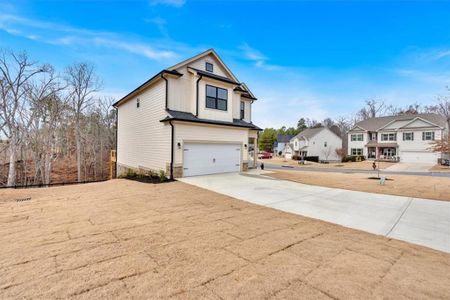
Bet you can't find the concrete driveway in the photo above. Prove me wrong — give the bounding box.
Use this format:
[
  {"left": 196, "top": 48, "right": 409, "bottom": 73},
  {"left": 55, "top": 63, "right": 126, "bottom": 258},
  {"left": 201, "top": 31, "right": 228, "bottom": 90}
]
[
  {"left": 385, "top": 162, "right": 433, "bottom": 172},
  {"left": 179, "top": 172, "right": 450, "bottom": 253}
]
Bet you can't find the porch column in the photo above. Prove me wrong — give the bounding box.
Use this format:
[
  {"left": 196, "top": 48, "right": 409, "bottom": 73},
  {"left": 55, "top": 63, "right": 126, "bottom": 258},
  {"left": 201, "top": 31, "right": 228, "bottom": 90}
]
[{"left": 376, "top": 147, "right": 379, "bottom": 159}]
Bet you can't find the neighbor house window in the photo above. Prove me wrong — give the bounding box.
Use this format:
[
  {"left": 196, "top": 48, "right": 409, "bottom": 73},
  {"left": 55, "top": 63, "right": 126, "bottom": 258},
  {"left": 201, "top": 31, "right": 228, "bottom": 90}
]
[
  {"left": 381, "top": 133, "right": 396, "bottom": 141},
  {"left": 351, "top": 134, "right": 363, "bottom": 141},
  {"left": 205, "top": 62, "right": 213, "bottom": 72},
  {"left": 403, "top": 132, "right": 414, "bottom": 141},
  {"left": 240, "top": 101, "right": 245, "bottom": 119},
  {"left": 206, "top": 85, "right": 227, "bottom": 111},
  {"left": 351, "top": 148, "right": 363, "bottom": 156},
  {"left": 422, "top": 131, "right": 435, "bottom": 141}
]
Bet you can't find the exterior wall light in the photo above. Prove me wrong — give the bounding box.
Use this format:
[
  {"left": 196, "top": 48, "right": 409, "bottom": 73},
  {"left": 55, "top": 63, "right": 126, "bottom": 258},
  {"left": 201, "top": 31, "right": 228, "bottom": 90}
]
[{"left": 177, "top": 142, "right": 181, "bottom": 149}]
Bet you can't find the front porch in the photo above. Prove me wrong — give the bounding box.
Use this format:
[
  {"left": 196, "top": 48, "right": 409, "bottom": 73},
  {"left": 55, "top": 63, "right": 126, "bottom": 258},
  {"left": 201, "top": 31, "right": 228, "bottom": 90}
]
[{"left": 367, "top": 144, "right": 399, "bottom": 161}]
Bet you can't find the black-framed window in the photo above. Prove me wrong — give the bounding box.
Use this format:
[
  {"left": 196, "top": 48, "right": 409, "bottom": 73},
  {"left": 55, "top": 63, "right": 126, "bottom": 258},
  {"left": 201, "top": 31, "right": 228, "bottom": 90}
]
[
  {"left": 403, "top": 132, "right": 414, "bottom": 141},
  {"left": 206, "top": 85, "right": 227, "bottom": 111},
  {"left": 240, "top": 101, "right": 245, "bottom": 119},
  {"left": 205, "top": 62, "right": 213, "bottom": 72},
  {"left": 422, "top": 131, "right": 435, "bottom": 141}
]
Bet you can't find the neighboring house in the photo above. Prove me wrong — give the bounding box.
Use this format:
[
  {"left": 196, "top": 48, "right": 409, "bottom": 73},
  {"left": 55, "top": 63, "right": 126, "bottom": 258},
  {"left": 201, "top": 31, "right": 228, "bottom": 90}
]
[
  {"left": 113, "top": 49, "right": 262, "bottom": 178},
  {"left": 287, "top": 127, "right": 343, "bottom": 162},
  {"left": 347, "top": 113, "right": 449, "bottom": 164},
  {"left": 273, "top": 134, "right": 294, "bottom": 156}
]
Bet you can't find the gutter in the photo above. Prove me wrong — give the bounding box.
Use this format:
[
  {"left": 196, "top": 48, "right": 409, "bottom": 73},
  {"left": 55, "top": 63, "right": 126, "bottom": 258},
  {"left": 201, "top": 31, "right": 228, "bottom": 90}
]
[
  {"left": 169, "top": 121, "right": 174, "bottom": 180},
  {"left": 195, "top": 74, "right": 203, "bottom": 117}
]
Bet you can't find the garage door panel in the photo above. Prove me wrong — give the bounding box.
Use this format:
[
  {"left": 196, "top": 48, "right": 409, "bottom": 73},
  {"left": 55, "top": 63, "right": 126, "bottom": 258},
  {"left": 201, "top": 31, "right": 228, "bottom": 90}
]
[
  {"left": 183, "top": 143, "right": 241, "bottom": 177},
  {"left": 400, "top": 151, "right": 439, "bottom": 164}
]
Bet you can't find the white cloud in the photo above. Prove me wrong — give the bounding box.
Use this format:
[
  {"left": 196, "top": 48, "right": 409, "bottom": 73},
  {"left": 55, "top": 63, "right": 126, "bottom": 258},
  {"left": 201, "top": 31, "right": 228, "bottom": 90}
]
[
  {"left": 149, "top": 0, "right": 186, "bottom": 8},
  {"left": 239, "top": 43, "right": 282, "bottom": 71},
  {"left": 0, "top": 14, "right": 178, "bottom": 60}
]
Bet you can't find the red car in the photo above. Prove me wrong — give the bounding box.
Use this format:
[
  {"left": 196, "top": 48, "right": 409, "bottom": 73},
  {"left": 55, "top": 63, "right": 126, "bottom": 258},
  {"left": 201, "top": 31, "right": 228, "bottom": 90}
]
[{"left": 258, "top": 151, "right": 272, "bottom": 159}]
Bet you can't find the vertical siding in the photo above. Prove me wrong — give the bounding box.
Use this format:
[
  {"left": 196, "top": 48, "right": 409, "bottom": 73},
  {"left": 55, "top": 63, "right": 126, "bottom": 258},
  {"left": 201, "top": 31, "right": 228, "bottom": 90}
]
[
  {"left": 167, "top": 67, "right": 195, "bottom": 114},
  {"left": 117, "top": 80, "right": 170, "bottom": 171},
  {"left": 188, "top": 54, "right": 230, "bottom": 77}
]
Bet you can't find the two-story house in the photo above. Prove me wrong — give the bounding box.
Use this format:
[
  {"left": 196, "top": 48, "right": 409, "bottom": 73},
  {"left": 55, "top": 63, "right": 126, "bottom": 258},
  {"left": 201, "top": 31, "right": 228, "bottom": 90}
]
[
  {"left": 286, "top": 127, "right": 342, "bottom": 162},
  {"left": 273, "top": 134, "right": 294, "bottom": 156},
  {"left": 113, "top": 49, "right": 261, "bottom": 178},
  {"left": 347, "top": 113, "right": 448, "bottom": 164}
]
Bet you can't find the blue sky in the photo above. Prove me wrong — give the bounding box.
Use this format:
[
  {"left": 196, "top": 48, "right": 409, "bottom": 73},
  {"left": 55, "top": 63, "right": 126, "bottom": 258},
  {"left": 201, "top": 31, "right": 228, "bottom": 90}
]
[{"left": 1, "top": 0, "right": 450, "bottom": 128}]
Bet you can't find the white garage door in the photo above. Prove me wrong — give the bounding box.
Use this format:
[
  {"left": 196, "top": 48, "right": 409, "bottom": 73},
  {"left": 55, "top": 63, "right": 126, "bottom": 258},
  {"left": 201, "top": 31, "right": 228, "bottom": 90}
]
[
  {"left": 400, "top": 151, "right": 439, "bottom": 164},
  {"left": 183, "top": 143, "right": 241, "bottom": 177}
]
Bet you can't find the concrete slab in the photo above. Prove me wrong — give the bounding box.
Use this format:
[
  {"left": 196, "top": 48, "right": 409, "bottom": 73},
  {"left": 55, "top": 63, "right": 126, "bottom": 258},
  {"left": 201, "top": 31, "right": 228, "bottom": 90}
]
[
  {"left": 385, "top": 162, "right": 433, "bottom": 172},
  {"left": 179, "top": 172, "right": 450, "bottom": 253}
]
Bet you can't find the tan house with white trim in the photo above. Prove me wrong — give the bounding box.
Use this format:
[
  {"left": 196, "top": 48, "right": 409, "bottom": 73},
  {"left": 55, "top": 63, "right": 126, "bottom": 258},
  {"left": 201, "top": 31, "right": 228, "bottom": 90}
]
[{"left": 113, "top": 49, "right": 261, "bottom": 178}]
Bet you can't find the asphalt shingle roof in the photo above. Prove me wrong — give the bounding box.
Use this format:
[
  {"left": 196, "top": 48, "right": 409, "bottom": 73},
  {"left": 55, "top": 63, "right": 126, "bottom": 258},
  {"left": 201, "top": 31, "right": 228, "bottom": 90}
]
[
  {"left": 161, "top": 109, "right": 262, "bottom": 130},
  {"left": 354, "top": 113, "right": 446, "bottom": 131}
]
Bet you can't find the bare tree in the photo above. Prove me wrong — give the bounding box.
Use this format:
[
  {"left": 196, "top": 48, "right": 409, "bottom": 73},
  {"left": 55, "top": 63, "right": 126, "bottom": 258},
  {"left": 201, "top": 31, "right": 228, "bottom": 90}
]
[
  {"left": 357, "top": 99, "right": 387, "bottom": 120},
  {"left": 0, "top": 51, "right": 52, "bottom": 186},
  {"left": 427, "top": 92, "right": 450, "bottom": 130},
  {"left": 64, "top": 63, "right": 101, "bottom": 182}
]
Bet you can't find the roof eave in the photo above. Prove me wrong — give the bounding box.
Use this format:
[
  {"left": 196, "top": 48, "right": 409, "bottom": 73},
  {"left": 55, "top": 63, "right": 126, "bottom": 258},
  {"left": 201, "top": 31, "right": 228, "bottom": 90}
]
[{"left": 113, "top": 69, "right": 183, "bottom": 108}]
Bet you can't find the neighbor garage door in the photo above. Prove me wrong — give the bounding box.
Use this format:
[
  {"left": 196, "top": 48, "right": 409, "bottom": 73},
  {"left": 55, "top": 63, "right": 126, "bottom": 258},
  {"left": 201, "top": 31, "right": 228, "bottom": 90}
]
[
  {"left": 183, "top": 143, "right": 241, "bottom": 177},
  {"left": 400, "top": 151, "right": 439, "bottom": 164}
]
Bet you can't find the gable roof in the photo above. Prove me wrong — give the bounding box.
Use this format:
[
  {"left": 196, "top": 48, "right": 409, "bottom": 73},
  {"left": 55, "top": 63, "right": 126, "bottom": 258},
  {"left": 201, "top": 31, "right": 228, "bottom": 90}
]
[
  {"left": 276, "top": 134, "right": 294, "bottom": 143},
  {"left": 168, "top": 48, "right": 239, "bottom": 82},
  {"left": 354, "top": 113, "right": 446, "bottom": 131},
  {"left": 292, "top": 127, "right": 326, "bottom": 140},
  {"left": 113, "top": 49, "right": 257, "bottom": 108},
  {"left": 292, "top": 127, "right": 343, "bottom": 141}
]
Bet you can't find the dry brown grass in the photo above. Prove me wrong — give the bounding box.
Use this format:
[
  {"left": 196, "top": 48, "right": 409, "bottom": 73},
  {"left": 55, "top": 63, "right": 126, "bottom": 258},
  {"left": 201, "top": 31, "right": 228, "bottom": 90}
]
[
  {"left": 268, "top": 170, "right": 450, "bottom": 202},
  {"left": 0, "top": 179, "right": 448, "bottom": 299},
  {"left": 264, "top": 157, "right": 397, "bottom": 170},
  {"left": 430, "top": 164, "right": 450, "bottom": 172}
]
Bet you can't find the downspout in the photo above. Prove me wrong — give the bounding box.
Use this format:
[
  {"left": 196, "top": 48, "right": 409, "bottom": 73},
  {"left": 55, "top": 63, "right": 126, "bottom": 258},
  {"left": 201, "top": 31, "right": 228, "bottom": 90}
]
[
  {"left": 161, "top": 72, "right": 168, "bottom": 110},
  {"left": 169, "top": 121, "right": 174, "bottom": 180},
  {"left": 195, "top": 74, "right": 203, "bottom": 117},
  {"left": 115, "top": 107, "right": 118, "bottom": 178}
]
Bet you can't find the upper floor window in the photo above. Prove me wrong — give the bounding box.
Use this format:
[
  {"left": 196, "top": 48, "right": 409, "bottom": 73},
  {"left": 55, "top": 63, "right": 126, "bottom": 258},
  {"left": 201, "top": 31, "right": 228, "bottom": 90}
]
[
  {"left": 351, "top": 134, "right": 363, "bottom": 141},
  {"left": 403, "top": 132, "right": 414, "bottom": 141},
  {"left": 240, "top": 101, "right": 245, "bottom": 119},
  {"left": 422, "top": 131, "right": 435, "bottom": 141},
  {"left": 205, "top": 62, "right": 213, "bottom": 72},
  {"left": 206, "top": 85, "right": 227, "bottom": 111},
  {"left": 370, "top": 132, "right": 377, "bottom": 141},
  {"left": 381, "top": 133, "right": 396, "bottom": 141}
]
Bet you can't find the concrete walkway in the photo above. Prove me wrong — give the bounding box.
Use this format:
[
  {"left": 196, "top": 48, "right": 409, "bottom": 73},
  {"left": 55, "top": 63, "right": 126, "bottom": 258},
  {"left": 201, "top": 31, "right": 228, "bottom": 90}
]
[{"left": 179, "top": 172, "right": 450, "bottom": 253}]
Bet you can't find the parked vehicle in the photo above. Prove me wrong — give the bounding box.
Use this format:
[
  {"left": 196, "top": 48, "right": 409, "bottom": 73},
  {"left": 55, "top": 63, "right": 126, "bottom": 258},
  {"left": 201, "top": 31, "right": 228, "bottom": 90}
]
[{"left": 258, "top": 151, "right": 272, "bottom": 159}]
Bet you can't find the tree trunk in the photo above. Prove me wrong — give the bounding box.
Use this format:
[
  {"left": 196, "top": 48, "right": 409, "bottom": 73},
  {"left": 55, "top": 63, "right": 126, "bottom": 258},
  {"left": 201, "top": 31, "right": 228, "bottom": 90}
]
[
  {"left": 76, "top": 127, "right": 82, "bottom": 182},
  {"left": 7, "top": 136, "right": 17, "bottom": 187}
]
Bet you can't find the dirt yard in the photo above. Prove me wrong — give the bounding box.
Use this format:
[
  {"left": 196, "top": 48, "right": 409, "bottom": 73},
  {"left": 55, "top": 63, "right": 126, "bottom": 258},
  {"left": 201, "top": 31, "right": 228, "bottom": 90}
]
[
  {"left": 0, "top": 180, "right": 449, "bottom": 299},
  {"left": 263, "top": 157, "right": 397, "bottom": 170},
  {"left": 268, "top": 170, "right": 450, "bottom": 202},
  {"left": 430, "top": 164, "right": 450, "bottom": 173}
]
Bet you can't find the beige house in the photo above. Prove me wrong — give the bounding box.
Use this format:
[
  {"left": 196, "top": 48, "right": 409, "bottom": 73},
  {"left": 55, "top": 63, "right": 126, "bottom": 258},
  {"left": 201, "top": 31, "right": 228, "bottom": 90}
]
[
  {"left": 113, "top": 49, "right": 261, "bottom": 178},
  {"left": 347, "top": 113, "right": 448, "bottom": 163}
]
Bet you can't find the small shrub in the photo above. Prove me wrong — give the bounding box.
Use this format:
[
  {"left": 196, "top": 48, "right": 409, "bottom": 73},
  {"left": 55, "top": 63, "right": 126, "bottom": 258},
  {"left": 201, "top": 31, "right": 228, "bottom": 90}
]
[
  {"left": 292, "top": 154, "right": 301, "bottom": 161},
  {"left": 278, "top": 151, "right": 282, "bottom": 156},
  {"left": 125, "top": 168, "right": 137, "bottom": 178},
  {"left": 304, "top": 156, "right": 319, "bottom": 163},
  {"left": 159, "top": 170, "right": 167, "bottom": 182}
]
